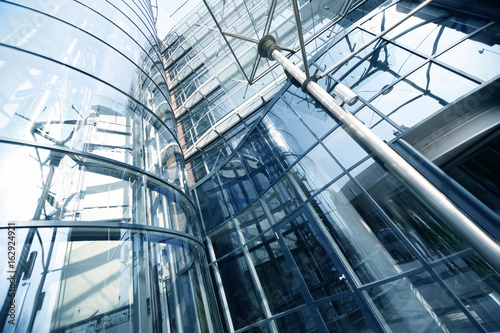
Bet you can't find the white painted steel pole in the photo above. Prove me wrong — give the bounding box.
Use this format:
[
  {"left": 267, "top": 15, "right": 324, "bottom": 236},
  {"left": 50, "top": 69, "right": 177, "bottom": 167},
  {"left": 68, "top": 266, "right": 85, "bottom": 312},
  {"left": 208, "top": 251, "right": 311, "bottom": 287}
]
[{"left": 258, "top": 37, "right": 500, "bottom": 273}]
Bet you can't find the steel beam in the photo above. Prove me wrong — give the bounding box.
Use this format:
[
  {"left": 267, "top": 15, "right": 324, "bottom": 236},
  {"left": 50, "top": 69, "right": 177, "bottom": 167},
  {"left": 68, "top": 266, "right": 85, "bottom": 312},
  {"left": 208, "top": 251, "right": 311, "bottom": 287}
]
[{"left": 257, "top": 36, "right": 500, "bottom": 273}]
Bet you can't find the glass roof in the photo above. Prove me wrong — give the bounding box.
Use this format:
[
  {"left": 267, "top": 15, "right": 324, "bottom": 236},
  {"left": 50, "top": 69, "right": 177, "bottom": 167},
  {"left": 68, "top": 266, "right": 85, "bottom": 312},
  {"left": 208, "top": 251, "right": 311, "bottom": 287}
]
[
  {"left": 168, "top": 0, "right": 358, "bottom": 86},
  {"left": 201, "top": 0, "right": 355, "bottom": 83}
]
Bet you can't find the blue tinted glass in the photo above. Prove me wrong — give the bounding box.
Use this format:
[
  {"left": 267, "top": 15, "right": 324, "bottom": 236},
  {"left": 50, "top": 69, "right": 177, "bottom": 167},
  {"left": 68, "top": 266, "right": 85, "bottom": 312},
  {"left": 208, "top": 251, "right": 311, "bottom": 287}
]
[
  {"left": 217, "top": 253, "right": 265, "bottom": 330},
  {"left": 262, "top": 98, "right": 317, "bottom": 168},
  {"left": 262, "top": 176, "right": 302, "bottom": 224},
  {"left": 437, "top": 253, "right": 500, "bottom": 331},
  {"left": 218, "top": 154, "right": 257, "bottom": 214},
  {"left": 351, "top": 159, "right": 469, "bottom": 262},
  {"left": 371, "top": 62, "right": 478, "bottom": 128},
  {"left": 437, "top": 24, "right": 500, "bottom": 82},
  {"left": 341, "top": 42, "right": 424, "bottom": 101},
  {"left": 318, "top": 296, "right": 373, "bottom": 332},
  {"left": 323, "top": 127, "right": 369, "bottom": 169},
  {"left": 281, "top": 86, "right": 338, "bottom": 138},
  {"left": 289, "top": 144, "right": 343, "bottom": 198},
  {"left": 367, "top": 271, "right": 482, "bottom": 332},
  {"left": 209, "top": 221, "right": 240, "bottom": 259},
  {"left": 197, "top": 175, "right": 230, "bottom": 232},
  {"left": 362, "top": 1, "right": 487, "bottom": 56},
  {"left": 281, "top": 212, "right": 349, "bottom": 300},
  {"left": 240, "top": 131, "right": 284, "bottom": 195},
  {"left": 247, "top": 230, "right": 306, "bottom": 314}
]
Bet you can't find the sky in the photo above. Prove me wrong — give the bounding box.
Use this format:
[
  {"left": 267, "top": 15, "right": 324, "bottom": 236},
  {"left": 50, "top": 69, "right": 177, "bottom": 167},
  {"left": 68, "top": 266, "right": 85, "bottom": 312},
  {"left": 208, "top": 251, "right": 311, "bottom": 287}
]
[{"left": 155, "top": 0, "right": 202, "bottom": 38}]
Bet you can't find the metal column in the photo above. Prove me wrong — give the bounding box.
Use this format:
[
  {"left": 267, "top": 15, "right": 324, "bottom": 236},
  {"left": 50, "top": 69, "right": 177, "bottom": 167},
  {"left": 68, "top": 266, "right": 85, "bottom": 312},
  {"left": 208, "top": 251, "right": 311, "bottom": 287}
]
[{"left": 257, "top": 36, "right": 500, "bottom": 273}]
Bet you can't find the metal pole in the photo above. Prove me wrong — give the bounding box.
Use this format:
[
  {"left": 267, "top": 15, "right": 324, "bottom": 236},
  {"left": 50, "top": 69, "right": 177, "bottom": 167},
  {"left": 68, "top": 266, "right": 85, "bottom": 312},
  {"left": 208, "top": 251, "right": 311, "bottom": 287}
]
[
  {"left": 290, "top": 0, "right": 310, "bottom": 78},
  {"left": 257, "top": 37, "right": 500, "bottom": 273}
]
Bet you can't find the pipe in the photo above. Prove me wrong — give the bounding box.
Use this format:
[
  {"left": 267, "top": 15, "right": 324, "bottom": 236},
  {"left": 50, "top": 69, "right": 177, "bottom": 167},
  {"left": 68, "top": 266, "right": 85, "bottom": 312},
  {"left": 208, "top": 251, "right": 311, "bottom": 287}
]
[{"left": 258, "top": 36, "right": 500, "bottom": 273}]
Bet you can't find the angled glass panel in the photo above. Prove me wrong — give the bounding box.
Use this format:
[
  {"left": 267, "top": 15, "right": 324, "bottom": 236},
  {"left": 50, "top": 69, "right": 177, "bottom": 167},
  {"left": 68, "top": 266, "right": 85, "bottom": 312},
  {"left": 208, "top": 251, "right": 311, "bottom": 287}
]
[
  {"left": 371, "top": 62, "right": 478, "bottom": 128},
  {"left": 209, "top": 220, "right": 241, "bottom": 259},
  {"left": 365, "top": 271, "right": 482, "bottom": 333},
  {"left": 323, "top": 126, "right": 369, "bottom": 170},
  {"left": 289, "top": 143, "right": 343, "bottom": 198},
  {"left": 352, "top": 158, "right": 470, "bottom": 263},
  {"left": 436, "top": 253, "right": 500, "bottom": 332},
  {"left": 216, "top": 251, "right": 265, "bottom": 330},
  {"left": 280, "top": 212, "right": 349, "bottom": 300},
  {"left": 235, "top": 201, "right": 271, "bottom": 243},
  {"left": 272, "top": 306, "right": 318, "bottom": 333},
  {"left": 318, "top": 296, "right": 374, "bottom": 333},
  {"left": 309, "top": 175, "right": 420, "bottom": 285},
  {"left": 361, "top": 1, "right": 488, "bottom": 56},
  {"left": 282, "top": 86, "right": 338, "bottom": 139},
  {"left": 261, "top": 176, "right": 302, "bottom": 224},
  {"left": 247, "top": 230, "right": 306, "bottom": 314},
  {"left": 262, "top": 99, "right": 317, "bottom": 168},
  {"left": 437, "top": 24, "right": 500, "bottom": 82}
]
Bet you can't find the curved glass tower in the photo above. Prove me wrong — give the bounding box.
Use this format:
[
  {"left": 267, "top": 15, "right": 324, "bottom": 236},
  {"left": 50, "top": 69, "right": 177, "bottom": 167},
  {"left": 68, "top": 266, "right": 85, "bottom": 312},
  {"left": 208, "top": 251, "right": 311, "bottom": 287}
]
[{"left": 0, "top": 0, "right": 221, "bottom": 332}]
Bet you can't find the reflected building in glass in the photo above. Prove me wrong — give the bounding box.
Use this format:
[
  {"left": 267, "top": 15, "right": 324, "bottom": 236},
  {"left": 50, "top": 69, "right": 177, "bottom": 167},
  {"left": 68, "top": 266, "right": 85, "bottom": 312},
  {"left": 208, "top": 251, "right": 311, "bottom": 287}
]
[
  {"left": 162, "top": 0, "right": 500, "bottom": 332},
  {"left": 0, "top": 0, "right": 221, "bottom": 332},
  {"left": 1, "top": 0, "right": 500, "bottom": 332}
]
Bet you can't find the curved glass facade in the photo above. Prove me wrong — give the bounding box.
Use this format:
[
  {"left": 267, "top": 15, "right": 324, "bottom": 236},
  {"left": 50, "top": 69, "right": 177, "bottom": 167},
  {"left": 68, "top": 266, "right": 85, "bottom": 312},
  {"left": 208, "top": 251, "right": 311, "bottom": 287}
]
[{"left": 0, "top": 0, "right": 221, "bottom": 332}]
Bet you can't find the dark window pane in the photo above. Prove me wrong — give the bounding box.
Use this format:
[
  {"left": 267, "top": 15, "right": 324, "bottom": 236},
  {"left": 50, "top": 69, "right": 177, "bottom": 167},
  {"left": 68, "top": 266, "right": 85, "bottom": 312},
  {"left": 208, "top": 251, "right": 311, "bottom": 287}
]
[
  {"left": 281, "top": 213, "right": 349, "bottom": 300},
  {"left": 272, "top": 307, "right": 318, "bottom": 333},
  {"left": 318, "top": 296, "right": 374, "bottom": 333},
  {"left": 218, "top": 253, "right": 265, "bottom": 330},
  {"left": 248, "top": 231, "right": 305, "bottom": 314}
]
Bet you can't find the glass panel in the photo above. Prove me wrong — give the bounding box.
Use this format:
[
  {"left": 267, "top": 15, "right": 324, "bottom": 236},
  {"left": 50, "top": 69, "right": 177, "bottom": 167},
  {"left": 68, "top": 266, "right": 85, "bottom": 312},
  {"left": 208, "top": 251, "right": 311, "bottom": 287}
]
[
  {"left": 262, "top": 100, "right": 317, "bottom": 168},
  {"left": 0, "top": 143, "right": 195, "bottom": 232},
  {"left": 365, "top": 271, "right": 482, "bottom": 332},
  {"left": 361, "top": 1, "right": 487, "bottom": 56},
  {"left": 281, "top": 213, "right": 349, "bottom": 300},
  {"left": 323, "top": 126, "right": 369, "bottom": 169},
  {"left": 309, "top": 175, "right": 420, "bottom": 284},
  {"left": 218, "top": 154, "right": 258, "bottom": 214},
  {"left": 209, "top": 221, "right": 240, "bottom": 259},
  {"left": 354, "top": 106, "right": 399, "bottom": 142},
  {"left": 241, "top": 322, "right": 270, "bottom": 333},
  {"left": 196, "top": 175, "right": 231, "bottom": 232},
  {"left": 217, "top": 252, "right": 265, "bottom": 330},
  {"left": 318, "top": 296, "right": 373, "bottom": 332},
  {"left": 241, "top": 128, "right": 285, "bottom": 195},
  {"left": 0, "top": 227, "right": 220, "bottom": 332},
  {"left": 247, "top": 231, "right": 305, "bottom": 314},
  {"left": 282, "top": 86, "right": 338, "bottom": 139},
  {"left": 261, "top": 176, "right": 302, "bottom": 224},
  {"left": 437, "top": 24, "right": 500, "bottom": 82},
  {"left": 272, "top": 307, "right": 318, "bottom": 333},
  {"left": 437, "top": 253, "right": 500, "bottom": 332},
  {"left": 235, "top": 201, "right": 272, "bottom": 243},
  {"left": 371, "top": 62, "right": 478, "bottom": 128},
  {"left": 289, "top": 144, "right": 343, "bottom": 198},
  {"left": 352, "top": 159, "right": 469, "bottom": 263}
]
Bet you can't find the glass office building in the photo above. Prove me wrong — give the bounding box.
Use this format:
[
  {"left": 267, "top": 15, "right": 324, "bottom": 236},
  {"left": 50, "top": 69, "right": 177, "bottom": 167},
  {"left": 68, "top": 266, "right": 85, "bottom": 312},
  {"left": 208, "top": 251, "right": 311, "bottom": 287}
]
[
  {"left": 1, "top": 0, "right": 499, "bottom": 332},
  {"left": 162, "top": 0, "right": 500, "bottom": 332}
]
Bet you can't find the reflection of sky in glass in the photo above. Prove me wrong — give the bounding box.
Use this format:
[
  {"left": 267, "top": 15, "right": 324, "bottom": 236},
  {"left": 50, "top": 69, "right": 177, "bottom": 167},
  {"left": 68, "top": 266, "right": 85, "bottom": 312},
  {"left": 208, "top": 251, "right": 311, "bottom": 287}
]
[
  {"left": 361, "top": 1, "right": 486, "bottom": 56},
  {"left": 371, "top": 62, "right": 478, "bottom": 127},
  {"left": 323, "top": 126, "right": 368, "bottom": 169},
  {"left": 438, "top": 24, "right": 500, "bottom": 82},
  {"left": 0, "top": 145, "right": 43, "bottom": 220}
]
